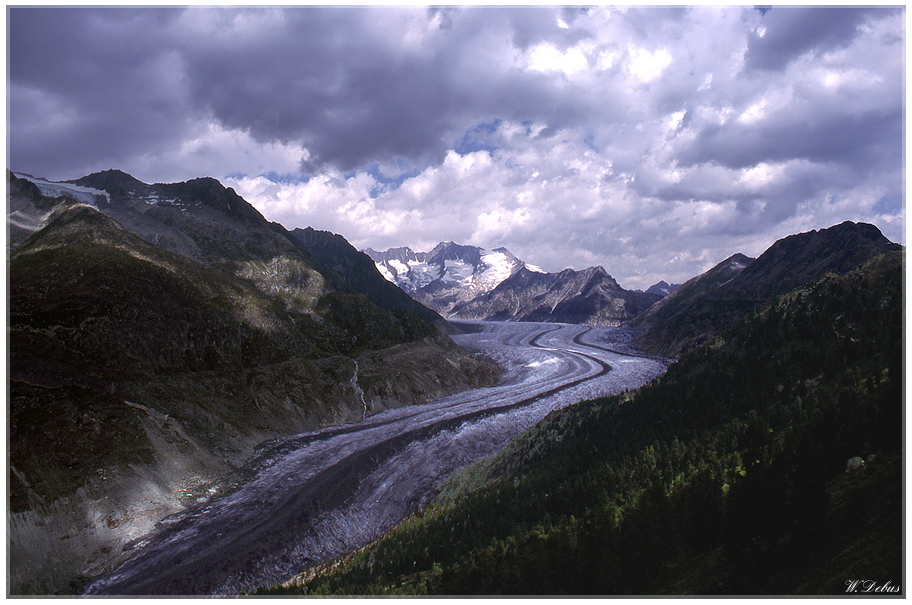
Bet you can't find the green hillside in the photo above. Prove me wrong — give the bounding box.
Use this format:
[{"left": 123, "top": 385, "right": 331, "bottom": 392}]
[
  {"left": 7, "top": 194, "right": 497, "bottom": 595},
  {"left": 262, "top": 250, "right": 903, "bottom": 596}
]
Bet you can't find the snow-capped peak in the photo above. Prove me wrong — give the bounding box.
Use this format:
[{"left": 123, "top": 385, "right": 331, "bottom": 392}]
[{"left": 364, "top": 242, "right": 531, "bottom": 316}]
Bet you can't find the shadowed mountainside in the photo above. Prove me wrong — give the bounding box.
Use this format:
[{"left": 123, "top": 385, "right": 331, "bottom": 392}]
[
  {"left": 7, "top": 171, "right": 499, "bottom": 595},
  {"left": 266, "top": 249, "right": 903, "bottom": 596},
  {"left": 451, "top": 265, "right": 660, "bottom": 325},
  {"left": 290, "top": 227, "right": 446, "bottom": 329},
  {"left": 632, "top": 222, "right": 901, "bottom": 357}
]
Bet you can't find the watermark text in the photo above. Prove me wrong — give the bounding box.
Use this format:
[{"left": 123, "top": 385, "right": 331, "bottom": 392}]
[{"left": 845, "top": 580, "right": 901, "bottom": 594}]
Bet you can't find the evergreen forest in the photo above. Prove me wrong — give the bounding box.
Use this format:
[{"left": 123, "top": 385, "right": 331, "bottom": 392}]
[{"left": 258, "top": 251, "right": 904, "bottom": 596}]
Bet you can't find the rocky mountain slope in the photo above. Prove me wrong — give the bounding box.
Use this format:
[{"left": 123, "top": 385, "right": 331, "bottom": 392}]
[
  {"left": 7, "top": 174, "right": 65, "bottom": 249},
  {"left": 365, "top": 242, "right": 536, "bottom": 316},
  {"left": 644, "top": 280, "right": 680, "bottom": 297},
  {"left": 290, "top": 227, "right": 445, "bottom": 328},
  {"left": 632, "top": 222, "right": 901, "bottom": 357},
  {"left": 630, "top": 253, "right": 755, "bottom": 356},
  {"left": 450, "top": 265, "right": 661, "bottom": 325},
  {"left": 7, "top": 171, "right": 499, "bottom": 595},
  {"left": 269, "top": 249, "right": 903, "bottom": 596}
]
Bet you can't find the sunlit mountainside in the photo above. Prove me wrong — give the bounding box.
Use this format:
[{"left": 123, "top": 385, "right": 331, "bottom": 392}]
[
  {"left": 7, "top": 169, "right": 903, "bottom": 597},
  {"left": 265, "top": 249, "right": 903, "bottom": 596}
]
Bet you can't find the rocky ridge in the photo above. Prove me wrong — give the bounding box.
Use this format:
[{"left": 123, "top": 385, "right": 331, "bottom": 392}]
[
  {"left": 7, "top": 170, "right": 499, "bottom": 595},
  {"left": 290, "top": 227, "right": 445, "bottom": 328},
  {"left": 644, "top": 280, "right": 680, "bottom": 297},
  {"left": 632, "top": 222, "right": 901, "bottom": 357},
  {"left": 450, "top": 265, "right": 661, "bottom": 325},
  {"left": 365, "top": 242, "right": 535, "bottom": 316}
]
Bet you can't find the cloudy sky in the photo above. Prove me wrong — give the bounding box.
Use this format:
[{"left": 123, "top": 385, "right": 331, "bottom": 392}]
[{"left": 7, "top": 5, "right": 905, "bottom": 289}]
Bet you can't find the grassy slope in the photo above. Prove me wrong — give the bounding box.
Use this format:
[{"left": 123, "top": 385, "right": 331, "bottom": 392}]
[
  {"left": 262, "top": 250, "right": 903, "bottom": 596},
  {"left": 10, "top": 171, "right": 498, "bottom": 597},
  {"left": 9, "top": 202, "right": 446, "bottom": 507}
]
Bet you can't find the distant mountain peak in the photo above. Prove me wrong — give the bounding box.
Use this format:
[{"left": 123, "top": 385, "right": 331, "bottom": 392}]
[
  {"left": 70, "top": 169, "right": 148, "bottom": 200},
  {"left": 365, "top": 241, "right": 527, "bottom": 316},
  {"left": 721, "top": 253, "right": 752, "bottom": 270},
  {"left": 75, "top": 168, "right": 144, "bottom": 184},
  {"left": 644, "top": 280, "right": 681, "bottom": 298},
  {"left": 451, "top": 262, "right": 657, "bottom": 325}
]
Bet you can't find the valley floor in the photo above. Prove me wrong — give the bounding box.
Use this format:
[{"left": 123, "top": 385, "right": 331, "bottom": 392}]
[{"left": 82, "top": 322, "right": 668, "bottom": 595}]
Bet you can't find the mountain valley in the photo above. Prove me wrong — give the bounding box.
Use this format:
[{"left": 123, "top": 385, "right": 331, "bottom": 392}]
[
  {"left": 6, "top": 169, "right": 903, "bottom": 597},
  {"left": 366, "top": 242, "right": 666, "bottom": 325},
  {"left": 7, "top": 4, "right": 905, "bottom": 598},
  {"left": 7, "top": 171, "right": 499, "bottom": 594},
  {"left": 268, "top": 248, "right": 904, "bottom": 597}
]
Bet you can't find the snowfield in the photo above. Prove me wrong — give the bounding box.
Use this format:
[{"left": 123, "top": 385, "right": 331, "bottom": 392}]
[
  {"left": 84, "top": 321, "right": 669, "bottom": 596},
  {"left": 14, "top": 173, "right": 110, "bottom": 206}
]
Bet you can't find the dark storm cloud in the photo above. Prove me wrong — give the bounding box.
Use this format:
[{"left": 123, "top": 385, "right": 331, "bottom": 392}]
[
  {"left": 7, "top": 6, "right": 904, "bottom": 287},
  {"left": 745, "top": 6, "right": 900, "bottom": 71},
  {"left": 9, "top": 7, "right": 169, "bottom": 84},
  {"left": 9, "top": 5, "right": 903, "bottom": 180},
  {"left": 8, "top": 7, "right": 194, "bottom": 177},
  {"left": 186, "top": 31, "right": 467, "bottom": 171},
  {"left": 9, "top": 6, "right": 603, "bottom": 176},
  {"left": 175, "top": 7, "right": 600, "bottom": 173},
  {"left": 677, "top": 107, "right": 903, "bottom": 171}
]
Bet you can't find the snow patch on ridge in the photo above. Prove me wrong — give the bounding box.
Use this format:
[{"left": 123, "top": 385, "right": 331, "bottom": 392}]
[
  {"left": 388, "top": 259, "right": 409, "bottom": 275},
  {"left": 14, "top": 173, "right": 110, "bottom": 206},
  {"left": 376, "top": 263, "right": 396, "bottom": 282},
  {"left": 479, "top": 251, "right": 515, "bottom": 286}
]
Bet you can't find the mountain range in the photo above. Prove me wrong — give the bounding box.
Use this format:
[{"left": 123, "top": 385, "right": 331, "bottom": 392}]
[
  {"left": 367, "top": 218, "right": 899, "bottom": 337},
  {"left": 364, "top": 242, "right": 537, "bottom": 317},
  {"left": 7, "top": 167, "right": 902, "bottom": 596},
  {"left": 7, "top": 170, "right": 499, "bottom": 594},
  {"left": 450, "top": 264, "right": 661, "bottom": 325},
  {"left": 366, "top": 242, "right": 669, "bottom": 325}
]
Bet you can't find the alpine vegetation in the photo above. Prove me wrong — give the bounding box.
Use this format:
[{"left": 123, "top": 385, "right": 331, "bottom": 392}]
[{"left": 7, "top": 4, "right": 904, "bottom": 598}]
